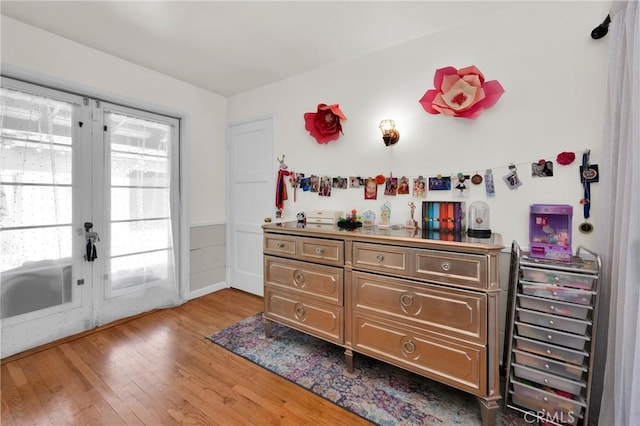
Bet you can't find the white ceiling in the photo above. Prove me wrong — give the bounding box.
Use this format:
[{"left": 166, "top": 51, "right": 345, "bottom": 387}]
[{"left": 1, "top": 1, "right": 518, "bottom": 97}]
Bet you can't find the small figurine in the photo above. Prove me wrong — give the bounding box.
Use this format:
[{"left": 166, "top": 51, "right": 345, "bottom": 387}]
[{"left": 405, "top": 202, "right": 419, "bottom": 229}]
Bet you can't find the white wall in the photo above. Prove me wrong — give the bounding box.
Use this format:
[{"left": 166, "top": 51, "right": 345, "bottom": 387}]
[
  {"left": 1, "top": 16, "right": 228, "bottom": 226},
  {"left": 228, "top": 1, "right": 610, "bottom": 252}
]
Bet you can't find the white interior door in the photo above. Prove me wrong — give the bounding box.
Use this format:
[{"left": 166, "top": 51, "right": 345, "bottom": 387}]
[
  {"left": 227, "top": 117, "right": 273, "bottom": 296},
  {"left": 0, "top": 78, "right": 181, "bottom": 358}
]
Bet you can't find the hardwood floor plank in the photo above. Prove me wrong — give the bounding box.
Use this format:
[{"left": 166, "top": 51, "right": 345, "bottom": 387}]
[{"left": 1, "top": 289, "right": 371, "bottom": 425}]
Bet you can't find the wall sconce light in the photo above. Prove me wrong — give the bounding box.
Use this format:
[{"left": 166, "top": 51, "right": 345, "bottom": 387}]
[{"left": 379, "top": 119, "right": 400, "bottom": 146}]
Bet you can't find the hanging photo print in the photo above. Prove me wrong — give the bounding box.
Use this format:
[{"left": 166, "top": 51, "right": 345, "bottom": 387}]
[
  {"left": 429, "top": 176, "right": 451, "bottom": 191},
  {"left": 413, "top": 176, "right": 427, "bottom": 197},
  {"left": 532, "top": 160, "right": 554, "bottom": 177},
  {"left": 332, "top": 176, "right": 348, "bottom": 189},
  {"left": 384, "top": 176, "right": 398, "bottom": 196},
  {"left": 398, "top": 176, "right": 410, "bottom": 195},
  {"left": 503, "top": 165, "right": 522, "bottom": 190},
  {"left": 309, "top": 175, "right": 319, "bottom": 192},
  {"left": 484, "top": 170, "right": 496, "bottom": 197},
  {"left": 364, "top": 178, "right": 378, "bottom": 200},
  {"left": 319, "top": 176, "right": 332, "bottom": 196}
]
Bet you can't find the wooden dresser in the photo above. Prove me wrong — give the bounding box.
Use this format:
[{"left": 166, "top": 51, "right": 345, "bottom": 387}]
[{"left": 263, "top": 222, "right": 504, "bottom": 426}]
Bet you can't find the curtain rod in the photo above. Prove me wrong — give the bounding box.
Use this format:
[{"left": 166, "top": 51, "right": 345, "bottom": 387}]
[{"left": 591, "top": 14, "right": 611, "bottom": 39}]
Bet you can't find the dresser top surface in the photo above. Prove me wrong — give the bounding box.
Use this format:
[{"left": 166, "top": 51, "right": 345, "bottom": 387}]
[{"left": 263, "top": 221, "right": 503, "bottom": 252}]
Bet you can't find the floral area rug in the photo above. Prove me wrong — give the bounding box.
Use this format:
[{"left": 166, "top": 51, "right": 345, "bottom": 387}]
[{"left": 208, "top": 313, "right": 527, "bottom": 426}]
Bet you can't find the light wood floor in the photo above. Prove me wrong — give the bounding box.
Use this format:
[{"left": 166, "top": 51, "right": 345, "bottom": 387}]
[{"left": 1, "top": 289, "right": 371, "bottom": 425}]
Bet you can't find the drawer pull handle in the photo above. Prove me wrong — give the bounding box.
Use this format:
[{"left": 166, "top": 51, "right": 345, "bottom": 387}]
[
  {"left": 276, "top": 242, "right": 285, "bottom": 248},
  {"left": 441, "top": 261, "right": 452, "bottom": 271},
  {"left": 400, "top": 294, "right": 414, "bottom": 307},
  {"left": 315, "top": 247, "right": 325, "bottom": 254},
  {"left": 295, "top": 273, "right": 305, "bottom": 284},
  {"left": 549, "top": 320, "right": 554, "bottom": 325},
  {"left": 296, "top": 306, "right": 306, "bottom": 317},
  {"left": 543, "top": 397, "right": 549, "bottom": 402},
  {"left": 376, "top": 254, "right": 385, "bottom": 262},
  {"left": 552, "top": 291, "right": 558, "bottom": 296},
  {"left": 544, "top": 378, "right": 549, "bottom": 384},
  {"left": 403, "top": 340, "right": 416, "bottom": 354},
  {"left": 544, "top": 363, "right": 550, "bottom": 369},
  {"left": 546, "top": 349, "right": 552, "bottom": 355},
  {"left": 547, "top": 334, "right": 553, "bottom": 340},
  {"left": 549, "top": 305, "right": 556, "bottom": 311}
]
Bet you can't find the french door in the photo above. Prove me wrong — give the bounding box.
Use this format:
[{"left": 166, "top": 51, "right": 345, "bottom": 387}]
[{"left": 0, "top": 77, "right": 181, "bottom": 358}]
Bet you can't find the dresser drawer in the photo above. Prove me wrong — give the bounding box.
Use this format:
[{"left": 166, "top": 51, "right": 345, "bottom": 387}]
[
  {"left": 264, "top": 287, "right": 343, "bottom": 344},
  {"left": 413, "top": 249, "right": 488, "bottom": 290},
  {"left": 306, "top": 209, "right": 343, "bottom": 222},
  {"left": 352, "top": 314, "right": 485, "bottom": 395},
  {"left": 516, "top": 322, "right": 589, "bottom": 351},
  {"left": 264, "top": 234, "right": 297, "bottom": 256},
  {"left": 518, "top": 294, "right": 591, "bottom": 320},
  {"left": 264, "top": 256, "right": 343, "bottom": 305},
  {"left": 514, "top": 336, "right": 587, "bottom": 366},
  {"left": 352, "top": 242, "right": 409, "bottom": 274},
  {"left": 298, "top": 237, "right": 344, "bottom": 266},
  {"left": 513, "top": 349, "right": 586, "bottom": 381},
  {"left": 352, "top": 271, "right": 486, "bottom": 344}
]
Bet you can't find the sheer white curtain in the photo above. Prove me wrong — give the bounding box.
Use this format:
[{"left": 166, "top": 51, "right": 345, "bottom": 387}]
[
  {"left": 0, "top": 85, "right": 74, "bottom": 318},
  {"left": 596, "top": 1, "right": 640, "bottom": 424}
]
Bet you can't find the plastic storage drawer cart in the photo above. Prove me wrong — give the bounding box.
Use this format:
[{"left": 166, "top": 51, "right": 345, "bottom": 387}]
[{"left": 503, "top": 241, "right": 601, "bottom": 426}]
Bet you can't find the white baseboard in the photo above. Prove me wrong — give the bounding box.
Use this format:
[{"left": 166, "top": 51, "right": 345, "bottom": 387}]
[{"left": 188, "top": 281, "right": 229, "bottom": 300}]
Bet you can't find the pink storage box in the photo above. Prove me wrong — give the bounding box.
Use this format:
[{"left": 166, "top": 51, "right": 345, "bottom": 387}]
[{"left": 529, "top": 204, "right": 573, "bottom": 261}]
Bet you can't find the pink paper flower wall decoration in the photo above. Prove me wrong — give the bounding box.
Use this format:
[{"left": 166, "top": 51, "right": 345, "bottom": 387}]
[
  {"left": 304, "top": 103, "right": 346, "bottom": 144},
  {"left": 419, "top": 66, "right": 505, "bottom": 120}
]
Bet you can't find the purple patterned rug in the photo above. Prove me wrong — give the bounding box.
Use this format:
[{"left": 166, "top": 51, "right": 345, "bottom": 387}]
[{"left": 208, "top": 313, "right": 527, "bottom": 426}]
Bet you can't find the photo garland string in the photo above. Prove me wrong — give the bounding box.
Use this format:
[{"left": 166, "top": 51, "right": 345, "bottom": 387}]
[{"left": 285, "top": 150, "right": 584, "bottom": 201}]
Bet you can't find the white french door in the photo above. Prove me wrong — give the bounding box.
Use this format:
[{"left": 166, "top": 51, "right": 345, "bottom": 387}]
[{"left": 0, "top": 77, "right": 180, "bottom": 358}]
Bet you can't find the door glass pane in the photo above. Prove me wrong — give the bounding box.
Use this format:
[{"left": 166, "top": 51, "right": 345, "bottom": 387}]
[
  {"left": 106, "top": 112, "right": 174, "bottom": 294},
  {"left": 0, "top": 86, "right": 74, "bottom": 318}
]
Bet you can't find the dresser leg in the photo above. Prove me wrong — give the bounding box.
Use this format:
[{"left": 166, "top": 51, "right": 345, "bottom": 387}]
[
  {"left": 264, "top": 318, "right": 273, "bottom": 338},
  {"left": 344, "top": 349, "right": 354, "bottom": 373},
  {"left": 477, "top": 397, "right": 499, "bottom": 426}
]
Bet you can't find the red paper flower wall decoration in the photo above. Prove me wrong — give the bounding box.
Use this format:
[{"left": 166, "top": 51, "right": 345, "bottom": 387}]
[
  {"left": 419, "top": 66, "right": 505, "bottom": 120},
  {"left": 304, "top": 103, "right": 347, "bottom": 144}
]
